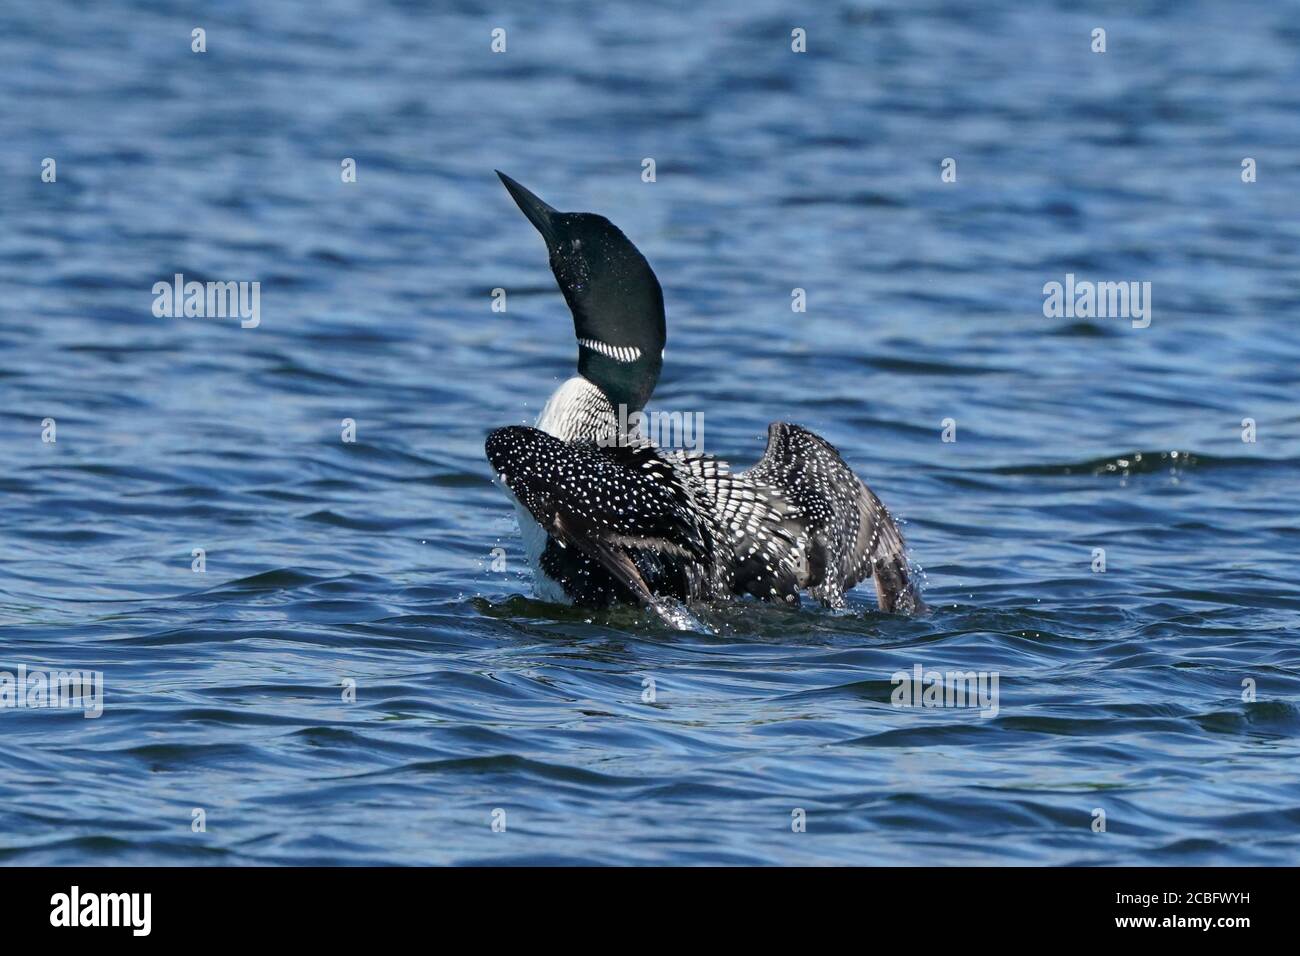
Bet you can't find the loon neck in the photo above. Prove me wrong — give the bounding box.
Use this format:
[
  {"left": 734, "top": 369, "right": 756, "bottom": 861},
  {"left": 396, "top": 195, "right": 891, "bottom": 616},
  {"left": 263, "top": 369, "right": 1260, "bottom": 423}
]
[{"left": 536, "top": 375, "right": 644, "bottom": 444}]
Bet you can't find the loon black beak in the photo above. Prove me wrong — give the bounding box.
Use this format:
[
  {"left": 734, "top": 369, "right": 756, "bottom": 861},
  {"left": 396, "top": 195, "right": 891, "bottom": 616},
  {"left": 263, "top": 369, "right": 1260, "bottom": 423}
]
[{"left": 496, "top": 170, "right": 559, "bottom": 245}]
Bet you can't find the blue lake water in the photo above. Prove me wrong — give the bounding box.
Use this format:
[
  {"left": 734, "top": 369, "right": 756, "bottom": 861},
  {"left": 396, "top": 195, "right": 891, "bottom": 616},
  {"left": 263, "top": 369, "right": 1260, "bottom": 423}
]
[{"left": 2, "top": 0, "right": 1299, "bottom": 865}]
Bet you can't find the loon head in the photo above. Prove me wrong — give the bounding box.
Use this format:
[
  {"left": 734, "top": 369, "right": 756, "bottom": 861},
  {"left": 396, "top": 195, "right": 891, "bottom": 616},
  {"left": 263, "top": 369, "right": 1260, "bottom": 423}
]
[{"left": 497, "top": 170, "right": 665, "bottom": 414}]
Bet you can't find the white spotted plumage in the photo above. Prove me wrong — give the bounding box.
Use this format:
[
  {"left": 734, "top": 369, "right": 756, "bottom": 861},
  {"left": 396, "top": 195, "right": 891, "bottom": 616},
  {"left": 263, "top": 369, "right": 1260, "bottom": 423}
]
[{"left": 487, "top": 379, "right": 921, "bottom": 614}]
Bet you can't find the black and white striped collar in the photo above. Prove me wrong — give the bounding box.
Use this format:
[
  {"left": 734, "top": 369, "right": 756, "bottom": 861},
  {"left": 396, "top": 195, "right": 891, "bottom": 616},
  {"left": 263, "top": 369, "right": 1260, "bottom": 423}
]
[{"left": 578, "top": 337, "right": 642, "bottom": 363}]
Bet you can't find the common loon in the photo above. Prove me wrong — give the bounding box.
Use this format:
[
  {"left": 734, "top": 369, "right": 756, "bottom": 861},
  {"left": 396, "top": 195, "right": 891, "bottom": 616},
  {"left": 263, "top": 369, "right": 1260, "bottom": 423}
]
[{"left": 485, "top": 171, "right": 923, "bottom": 622}]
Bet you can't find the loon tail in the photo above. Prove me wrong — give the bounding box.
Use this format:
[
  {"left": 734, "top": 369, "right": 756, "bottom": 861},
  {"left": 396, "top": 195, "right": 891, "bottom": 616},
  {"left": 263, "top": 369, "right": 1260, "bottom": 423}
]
[{"left": 743, "top": 423, "right": 925, "bottom": 614}]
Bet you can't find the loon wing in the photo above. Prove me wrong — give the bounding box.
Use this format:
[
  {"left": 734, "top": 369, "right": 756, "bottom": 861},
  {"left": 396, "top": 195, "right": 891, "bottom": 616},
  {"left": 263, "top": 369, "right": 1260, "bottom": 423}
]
[
  {"left": 662, "top": 451, "right": 804, "bottom": 605},
  {"left": 485, "top": 426, "right": 717, "bottom": 617},
  {"left": 743, "top": 423, "right": 923, "bottom": 613},
  {"left": 546, "top": 511, "right": 658, "bottom": 606}
]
